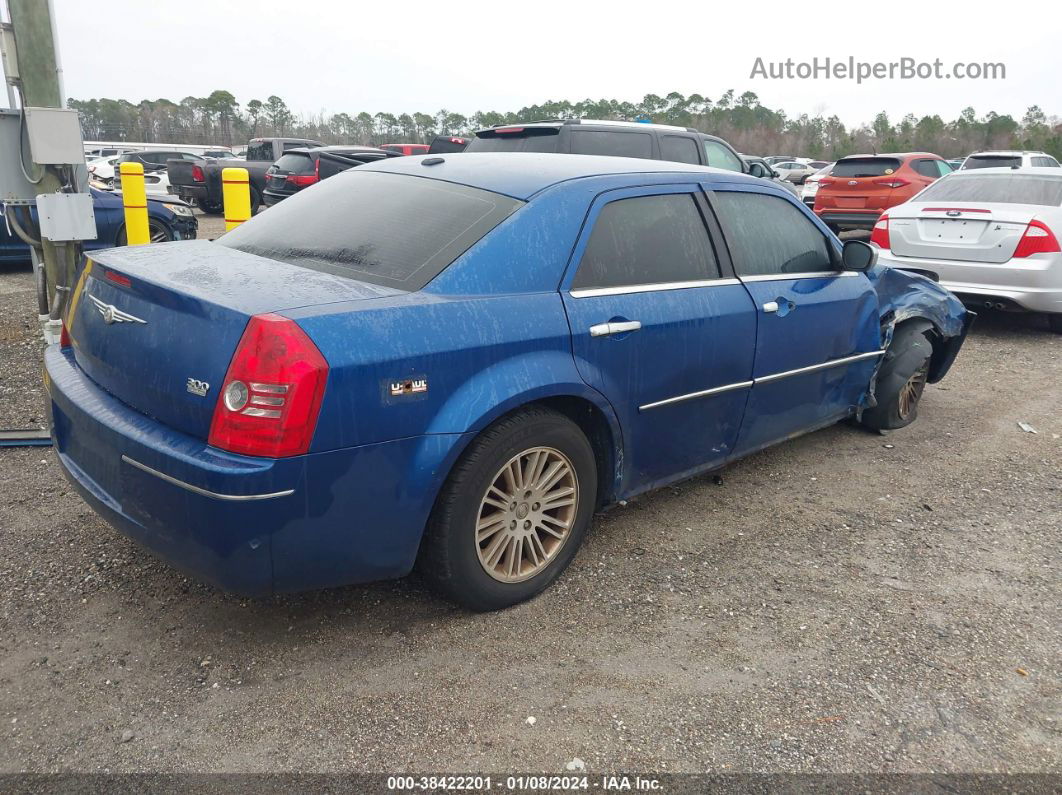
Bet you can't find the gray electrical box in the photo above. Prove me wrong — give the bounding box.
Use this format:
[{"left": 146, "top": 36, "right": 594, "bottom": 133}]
[
  {"left": 0, "top": 108, "right": 41, "bottom": 204},
  {"left": 36, "top": 192, "right": 97, "bottom": 242},
  {"left": 24, "top": 107, "right": 86, "bottom": 165}
]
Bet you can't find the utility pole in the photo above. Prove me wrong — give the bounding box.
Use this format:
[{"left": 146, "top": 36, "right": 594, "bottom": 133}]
[{"left": 4, "top": 0, "right": 81, "bottom": 334}]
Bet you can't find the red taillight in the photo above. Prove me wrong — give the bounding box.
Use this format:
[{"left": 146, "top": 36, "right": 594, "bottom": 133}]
[
  {"left": 191, "top": 164, "right": 205, "bottom": 183},
  {"left": 208, "top": 314, "right": 328, "bottom": 458},
  {"left": 1013, "top": 220, "right": 1061, "bottom": 258},
  {"left": 870, "top": 214, "right": 890, "bottom": 249},
  {"left": 104, "top": 269, "right": 131, "bottom": 287},
  {"left": 872, "top": 176, "right": 910, "bottom": 189},
  {"left": 818, "top": 177, "right": 836, "bottom": 186},
  {"left": 287, "top": 174, "right": 318, "bottom": 187},
  {"left": 59, "top": 321, "right": 71, "bottom": 348}
]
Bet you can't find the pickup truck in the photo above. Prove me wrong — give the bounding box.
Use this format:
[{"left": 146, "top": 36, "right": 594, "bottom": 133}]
[{"left": 167, "top": 136, "right": 322, "bottom": 214}]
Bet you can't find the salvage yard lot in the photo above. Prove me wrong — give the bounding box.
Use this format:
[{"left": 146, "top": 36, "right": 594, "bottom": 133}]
[{"left": 0, "top": 239, "right": 1059, "bottom": 773}]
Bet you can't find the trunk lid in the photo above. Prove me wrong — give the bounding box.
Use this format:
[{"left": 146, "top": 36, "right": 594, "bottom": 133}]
[
  {"left": 67, "top": 240, "right": 402, "bottom": 440},
  {"left": 887, "top": 203, "right": 1042, "bottom": 263}
]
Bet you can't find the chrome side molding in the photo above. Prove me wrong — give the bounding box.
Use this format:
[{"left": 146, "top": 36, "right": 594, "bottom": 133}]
[{"left": 121, "top": 455, "right": 295, "bottom": 501}]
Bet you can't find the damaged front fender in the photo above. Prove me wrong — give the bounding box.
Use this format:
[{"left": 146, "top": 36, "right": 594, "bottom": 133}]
[{"left": 866, "top": 264, "right": 975, "bottom": 383}]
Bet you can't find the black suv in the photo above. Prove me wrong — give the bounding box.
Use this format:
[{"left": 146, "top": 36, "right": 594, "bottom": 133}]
[
  {"left": 465, "top": 119, "right": 746, "bottom": 172},
  {"left": 262, "top": 146, "right": 399, "bottom": 206}
]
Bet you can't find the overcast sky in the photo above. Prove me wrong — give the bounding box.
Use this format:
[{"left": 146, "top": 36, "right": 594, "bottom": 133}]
[{"left": 51, "top": 0, "right": 1055, "bottom": 128}]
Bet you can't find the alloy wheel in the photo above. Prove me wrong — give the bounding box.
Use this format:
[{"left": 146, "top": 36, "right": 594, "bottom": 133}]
[
  {"left": 475, "top": 446, "right": 579, "bottom": 583},
  {"left": 897, "top": 362, "right": 929, "bottom": 420}
]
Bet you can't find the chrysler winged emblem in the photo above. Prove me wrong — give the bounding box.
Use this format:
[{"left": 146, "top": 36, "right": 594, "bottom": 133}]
[{"left": 88, "top": 294, "right": 146, "bottom": 325}]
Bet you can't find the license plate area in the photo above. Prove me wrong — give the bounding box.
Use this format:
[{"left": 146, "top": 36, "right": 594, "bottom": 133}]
[{"left": 920, "top": 218, "right": 987, "bottom": 242}]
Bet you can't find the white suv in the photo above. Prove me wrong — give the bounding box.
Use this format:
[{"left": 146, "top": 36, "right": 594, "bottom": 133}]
[{"left": 960, "top": 151, "right": 1060, "bottom": 170}]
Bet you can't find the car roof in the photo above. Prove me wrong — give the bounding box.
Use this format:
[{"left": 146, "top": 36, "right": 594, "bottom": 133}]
[
  {"left": 358, "top": 152, "right": 757, "bottom": 200},
  {"left": 966, "top": 150, "right": 1045, "bottom": 156},
  {"left": 839, "top": 152, "right": 938, "bottom": 160},
  {"left": 946, "top": 166, "right": 1062, "bottom": 176}
]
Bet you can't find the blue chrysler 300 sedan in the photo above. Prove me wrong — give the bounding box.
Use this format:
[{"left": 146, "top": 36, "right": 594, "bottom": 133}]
[{"left": 46, "top": 153, "right": 972, "bottom": 610}]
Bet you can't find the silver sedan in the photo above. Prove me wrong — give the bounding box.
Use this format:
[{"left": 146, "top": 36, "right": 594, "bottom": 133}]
[{"left": 872, "top": 168, "right": 1062, "bottom": 331}]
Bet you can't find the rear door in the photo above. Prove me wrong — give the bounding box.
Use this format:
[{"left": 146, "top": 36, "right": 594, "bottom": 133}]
[
  {"left": 708, "top": 187, "right": 883, "bottom": 455},
  {"left": 561, "top": 186, "right": 757, "bottom": 490}
]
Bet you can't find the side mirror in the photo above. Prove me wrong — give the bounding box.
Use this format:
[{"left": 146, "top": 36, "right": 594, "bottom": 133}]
[
  {"left": 748, "top": 162, "right": 767, "bottom": 178},
  {"left": 841, "top": 239, "right": 877, "bottom": 272}
]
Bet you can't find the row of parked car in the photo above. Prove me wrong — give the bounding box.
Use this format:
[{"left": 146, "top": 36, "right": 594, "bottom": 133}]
[{"left": 89, "top": 121, "right": 1062, "bottom": 334}]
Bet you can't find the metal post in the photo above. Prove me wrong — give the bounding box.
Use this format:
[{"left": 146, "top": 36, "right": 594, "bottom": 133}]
[
  {"left": 5, "top": 0, "right": 75, "bottom": 315},
  {"left": 222, "top": 167, "right": 251, "bottom": 231},
  {"left": 119, "top": 162, "right": 149, "bottom": 245}
]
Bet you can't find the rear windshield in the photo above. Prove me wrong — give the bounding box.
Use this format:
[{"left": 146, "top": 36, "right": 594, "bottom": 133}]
[
  {"left": 467, "top": 128, "right": 560, "bottom": 153},
  {"left": 916, "top": 174, "right": 1062, "bottom": 206},
  {"left": 217, "top": 171, "right": 523, "bottom": 290},
  {"left": 963, "top": 155, "right": 1021, "bottom": 169},
  {"left": 831, "top": 157, "right": 902, "bottom": 177},
  {"left": 273, "top": 153, "right": 314, "bottom": 174},
  {"left": 428, "top": 137, "right": 469, "bottom": 154}
]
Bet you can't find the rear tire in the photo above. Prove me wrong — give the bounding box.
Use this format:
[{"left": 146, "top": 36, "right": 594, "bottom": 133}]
[
  {"left": 249, "top": 186, "right": 262, "bottom": 215},
  {"left": 198, "top": 198, "right": 223, "bottom": 215},
  {"left": 861, "top": 324, "right": 934, "bottom": 431},
  {"left": 418, "top": 406, "right": 597, "bottom": 611}
]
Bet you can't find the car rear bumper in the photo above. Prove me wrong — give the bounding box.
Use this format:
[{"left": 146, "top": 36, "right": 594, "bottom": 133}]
[
  {"left": 262, "top": 188, "right": 294, "bottom": 207},
  {"left": 876, "top": 250, "right": 1062, "bottom": 314},
  {"left": 815, "top": 210, "right": 881, "bottom": 229},
  {"left": 175, "top": 185, "right": 211, "bottom": 205},
  {"left": 45, "top": 345, "right": 465, "bottom": 595}
]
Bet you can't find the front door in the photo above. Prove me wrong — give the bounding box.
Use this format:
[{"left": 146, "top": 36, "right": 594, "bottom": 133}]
[
  {"left": 561, "top": 186, "right": 758, "bottom": 492},
  {"left": 708, "top": 186, "right": 884, "bottom": 456}
]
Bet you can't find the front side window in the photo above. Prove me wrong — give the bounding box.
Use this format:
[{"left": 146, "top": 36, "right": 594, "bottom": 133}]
[
  {"left": 713, "top": 191, "right": 833, "bottom": 277},
  {"left": 703, "top": 140, "right": 744, "bottom": 172},
  {"left": 572, "top": 193, "right": 721, "bottom": 290},
  {"left": 570, "top": 130, "right": 652, "bottom": 159}
]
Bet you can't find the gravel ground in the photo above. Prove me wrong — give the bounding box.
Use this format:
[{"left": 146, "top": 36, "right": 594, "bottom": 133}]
[{"left": 0, "top": 220, "right": 1059, "bottom": 775}]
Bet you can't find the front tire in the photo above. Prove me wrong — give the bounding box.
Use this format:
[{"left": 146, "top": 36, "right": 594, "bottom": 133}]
[
  {"left": 861, "top": 324, "right": 934, "bottom": 431},
  {"left": 117, "top": 218, "right": 174, "bottom": 246},
  {"left": 418, "top": 407, "right": 597, "bottom": 611}
]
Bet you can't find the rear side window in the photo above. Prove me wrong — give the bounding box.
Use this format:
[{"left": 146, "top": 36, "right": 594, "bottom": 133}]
[
  {"left": 468, "top": 128, "right": 560, "bottom": 153},
  {"left": 572, "top": 194, "right": 721, "bottom": 290},
  {"left": 963, "top": 155, "right": 1021, "bottom": 169},
  {"left": 911, "top": 159, "right": 943, "bottom": 178},
  {"left": 831, "top": 157, "right": 902, "bottom": 177},
  {"left": 703, "top": 140, "right": 744, "bottom": 172},
  {"left": 714, "top": 192, "right": 833, "bottom": 276},
  {"left": 915, "top": 174, "right": 1062, "bottom": 206},
  {"left": 570, "top": 130, "right": 652, "bottom": 159},
  {"left": 660, "top": 135, "right": 701, "bottom": 165},
  {"left": 273, "top": 153, "right": 314, "bottom": 174},
  {"left": 246, "top": 141, "right": 274, "bottom": 161},
  {"left": 218, "top": 171, "right": 523, "bottom": 291}
]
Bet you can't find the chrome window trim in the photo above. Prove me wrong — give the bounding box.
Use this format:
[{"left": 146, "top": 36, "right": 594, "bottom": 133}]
[
  {"left": 638, "top": 350, "right": 886, "bottom": 411},
  {"left": 121, "top": 455, "right": 295, "bottom": 501},
  {"left": 570, "top": 278, "right": 741, "bottom": 299},
  {"left": 739, "top": 270, "right": 857, "bottom": 282}
]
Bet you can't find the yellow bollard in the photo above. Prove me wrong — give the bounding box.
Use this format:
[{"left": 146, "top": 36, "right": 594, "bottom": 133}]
[
  {"left": 119, "top": 162, "right": 150, "bottom": 245},
  {"left": 222, "top": 167, "right": 252, "bottom": 232}
]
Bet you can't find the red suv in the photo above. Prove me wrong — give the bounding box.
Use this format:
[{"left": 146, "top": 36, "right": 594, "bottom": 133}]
[{"left": 814, "top": 153, "right": 950, "bottom": 232}]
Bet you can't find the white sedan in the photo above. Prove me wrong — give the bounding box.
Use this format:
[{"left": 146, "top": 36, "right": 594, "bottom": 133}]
[{"left": 872, "top": 167, "right": 1062, "bottom": 332}]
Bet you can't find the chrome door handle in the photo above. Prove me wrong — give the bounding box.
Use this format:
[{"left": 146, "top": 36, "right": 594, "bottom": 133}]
[
  {"left": 589, "top": 320, "right": 642, "bottom": 337},
  {"left": 762, "top": 301, "right": 779, "bottom": 313}
]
